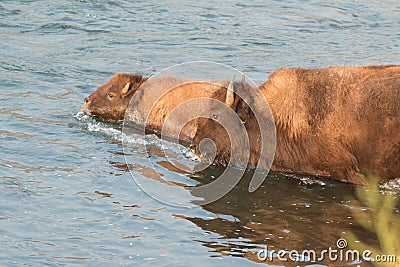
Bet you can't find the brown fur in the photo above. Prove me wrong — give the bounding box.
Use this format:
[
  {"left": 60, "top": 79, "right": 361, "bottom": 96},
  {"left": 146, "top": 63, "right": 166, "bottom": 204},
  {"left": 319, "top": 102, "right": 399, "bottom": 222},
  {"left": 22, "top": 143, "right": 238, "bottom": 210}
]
[
  {"left": 125, "top": 77, "right": 244, "bottom": 144},
  {"left": 192, "top": 65, "right": 400, "bottom": 184},
  {"left": 84, "top": 73, "right": 148, "bottom": 121}
]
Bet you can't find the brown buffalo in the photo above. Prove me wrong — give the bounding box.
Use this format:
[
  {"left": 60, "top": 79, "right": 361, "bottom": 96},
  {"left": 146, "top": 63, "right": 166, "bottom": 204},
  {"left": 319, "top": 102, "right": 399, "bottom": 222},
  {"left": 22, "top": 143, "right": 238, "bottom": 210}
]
[
  {"left": 191, "top": 65, "right": 400, "bottom": 184},
  {"left": 84, "top": 73, "right": 148, "bottom": 121}
]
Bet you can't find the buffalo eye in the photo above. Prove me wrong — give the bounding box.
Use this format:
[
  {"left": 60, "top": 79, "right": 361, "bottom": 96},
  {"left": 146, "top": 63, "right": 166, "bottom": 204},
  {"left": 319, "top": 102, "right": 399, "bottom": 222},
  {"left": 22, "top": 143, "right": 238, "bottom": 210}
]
[
  {"left": 212, "top": 114, "right": 219, "bottom": 120},
  {"left": 107, "top": 92, "right": 115, "bottom": 99}
]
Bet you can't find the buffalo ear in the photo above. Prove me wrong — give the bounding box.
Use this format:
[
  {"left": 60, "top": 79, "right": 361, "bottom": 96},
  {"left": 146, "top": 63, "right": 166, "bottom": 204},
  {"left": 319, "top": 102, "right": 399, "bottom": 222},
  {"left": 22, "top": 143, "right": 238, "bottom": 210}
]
[
  {"left": 132, "top": 75, "right": 148, "bottom": 88},
  {"left": 121, "top": 82, "right": 132, "bottom": 97},
  {"left": 136, "top": 75, "right": 149, "bottom": 82},
  {"left": 225, "top": 75, "right": 236, "bottom": 107}
]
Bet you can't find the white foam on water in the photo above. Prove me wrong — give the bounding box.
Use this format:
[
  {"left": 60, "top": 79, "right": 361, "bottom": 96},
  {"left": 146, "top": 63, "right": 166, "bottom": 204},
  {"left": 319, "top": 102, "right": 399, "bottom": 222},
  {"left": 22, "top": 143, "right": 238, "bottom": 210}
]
[
  {"left": 380, "top": 178, "right": 400, "bottom": 191},
  {"left": 282, "top": 173, "right": 327, "bottom": 186},
  {"left": 74, "top": 111, "right": 200, "bottom": 161},
  {"left": 299, "top": 176, "right": 327, "bottom": 186}
]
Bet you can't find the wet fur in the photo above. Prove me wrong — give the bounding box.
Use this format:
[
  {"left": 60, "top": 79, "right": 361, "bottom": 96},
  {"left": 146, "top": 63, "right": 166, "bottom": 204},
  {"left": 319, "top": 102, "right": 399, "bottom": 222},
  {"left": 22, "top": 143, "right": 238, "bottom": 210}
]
[{"left": 193, "top": 65, "right": 400, "bottom": 184}]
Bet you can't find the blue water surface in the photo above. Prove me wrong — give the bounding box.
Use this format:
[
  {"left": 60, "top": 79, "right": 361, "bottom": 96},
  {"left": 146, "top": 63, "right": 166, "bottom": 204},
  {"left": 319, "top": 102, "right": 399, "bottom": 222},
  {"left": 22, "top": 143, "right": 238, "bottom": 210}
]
[{"left": 1, "top": 0, "right": 399, "bottom": 266}]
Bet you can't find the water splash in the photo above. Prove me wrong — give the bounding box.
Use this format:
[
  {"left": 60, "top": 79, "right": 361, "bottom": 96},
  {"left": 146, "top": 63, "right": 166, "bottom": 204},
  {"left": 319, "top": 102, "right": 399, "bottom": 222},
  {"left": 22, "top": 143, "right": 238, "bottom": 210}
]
[{"left": 74, "top": 111, "right": 199, "bottom": 161}]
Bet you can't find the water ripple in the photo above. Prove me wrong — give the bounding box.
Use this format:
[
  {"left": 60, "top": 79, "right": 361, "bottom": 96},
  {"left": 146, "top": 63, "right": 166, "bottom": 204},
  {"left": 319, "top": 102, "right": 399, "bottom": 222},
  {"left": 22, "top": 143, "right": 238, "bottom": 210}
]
[{"left": 0, "top": 0, "right": 399, "bottom": 266}]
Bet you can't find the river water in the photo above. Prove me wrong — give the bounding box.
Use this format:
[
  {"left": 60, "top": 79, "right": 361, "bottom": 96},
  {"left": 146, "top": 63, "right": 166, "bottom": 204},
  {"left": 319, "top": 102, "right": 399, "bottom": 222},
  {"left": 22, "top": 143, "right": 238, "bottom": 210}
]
[{"left": 1, "top": 1, "right": 399, "bottom": 266}]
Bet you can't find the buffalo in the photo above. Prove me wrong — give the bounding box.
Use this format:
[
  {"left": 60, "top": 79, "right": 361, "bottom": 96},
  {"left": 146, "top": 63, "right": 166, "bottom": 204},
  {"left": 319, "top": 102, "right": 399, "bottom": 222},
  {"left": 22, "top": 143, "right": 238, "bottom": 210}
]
[{"left": 191, "top": 65, "right": 400, "bottom": 184}]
